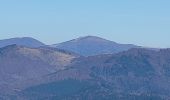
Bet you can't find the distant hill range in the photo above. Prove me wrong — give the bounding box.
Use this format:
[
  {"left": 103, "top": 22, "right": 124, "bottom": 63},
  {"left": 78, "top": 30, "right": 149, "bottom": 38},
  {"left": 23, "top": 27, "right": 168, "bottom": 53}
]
[
  {"left": 0, "top": 36, "right": 168, "bottom": 100},
  {"left": 0, "top": 36, "right": 140, "bottom": 56},
  {"left": 53, "top": 36, "right": 140, "bottom": 56},
  {"left": 0, "top": 46, "right": 169, "bottom": 100}
]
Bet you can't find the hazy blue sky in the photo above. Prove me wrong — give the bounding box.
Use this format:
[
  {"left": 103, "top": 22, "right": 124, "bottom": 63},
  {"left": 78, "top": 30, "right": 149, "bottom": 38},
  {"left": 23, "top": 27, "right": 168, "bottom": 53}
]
[{"left": 0, "top": 0, "right": 170, "bottom": 48}]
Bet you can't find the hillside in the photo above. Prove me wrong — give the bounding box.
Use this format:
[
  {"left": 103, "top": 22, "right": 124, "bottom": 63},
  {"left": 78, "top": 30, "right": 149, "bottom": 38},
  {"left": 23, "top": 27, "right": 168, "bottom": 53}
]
[
  {"left": 0, "top": 45, "right": 79, "bottom": 95},
  {"left": 18, "top": 48, "right": 170, "bottom": 100}
]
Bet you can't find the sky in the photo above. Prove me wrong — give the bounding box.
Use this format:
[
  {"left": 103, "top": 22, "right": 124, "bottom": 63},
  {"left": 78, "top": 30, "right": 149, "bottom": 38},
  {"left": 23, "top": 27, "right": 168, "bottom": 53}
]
[{"left": 0, "top": 0, "right": 170, "bottom": 48}]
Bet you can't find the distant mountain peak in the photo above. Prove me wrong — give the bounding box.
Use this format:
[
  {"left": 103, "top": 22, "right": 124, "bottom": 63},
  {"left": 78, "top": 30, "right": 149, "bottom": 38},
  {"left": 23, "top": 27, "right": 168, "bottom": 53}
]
[
  {"left": 4, "top": 37, "right": 38, "bottom": 40},
  {"left": 77, "top": 35, "right": 103, "bottom": 39},
  {"left": 54, "top": 36, "right": 138, "bottom": 56},
  {"left": 72, "top": 36, "right": 113, "bottom": 43},
  {"left": 0, "top": 37, "right": 45, "bottom": 48}
]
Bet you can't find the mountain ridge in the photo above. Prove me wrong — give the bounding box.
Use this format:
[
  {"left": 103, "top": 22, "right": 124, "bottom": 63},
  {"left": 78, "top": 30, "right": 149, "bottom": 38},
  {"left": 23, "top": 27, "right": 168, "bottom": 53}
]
[{"left": 17, "top": 47, "right": 170, "bottom": 100}]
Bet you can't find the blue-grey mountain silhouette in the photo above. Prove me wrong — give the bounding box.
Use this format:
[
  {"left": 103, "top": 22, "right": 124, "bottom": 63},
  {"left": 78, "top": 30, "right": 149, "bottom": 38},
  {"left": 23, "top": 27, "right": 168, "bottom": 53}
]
[
  {"left": 0, "top": 37, "right": 45, "bottom": 48},
  {"left": 53, "top": 36, "right": 139, "bottom": 56}
]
